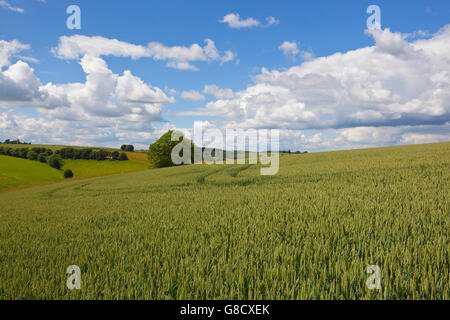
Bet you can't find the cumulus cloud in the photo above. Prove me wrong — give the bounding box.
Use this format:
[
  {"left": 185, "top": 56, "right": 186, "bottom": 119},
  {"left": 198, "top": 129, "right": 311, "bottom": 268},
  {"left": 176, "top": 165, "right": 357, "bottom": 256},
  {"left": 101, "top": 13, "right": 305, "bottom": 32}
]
[
  {"left": 1, "top": 26, "right": 449, "bottom": 151},
  {"left": 52, "top": 35, "right": 235, "bottom": 70},
  {"left": 1, "top": 43, "right": 174, "bottom": 128},
  {"left": 0, "top": 38, "right": 180, "bottom": 147},
  {"left": 180, "top": 90, "right": 205, "bottom": 101},
  {"left": 186, "top": 26, "right": 450, "bottom": 136},
  {"left": 0, "top": 60, "right": 42, "bottom": 102},
  {"left": 220, "top": 13, "right": 279, "bottom": 29}
]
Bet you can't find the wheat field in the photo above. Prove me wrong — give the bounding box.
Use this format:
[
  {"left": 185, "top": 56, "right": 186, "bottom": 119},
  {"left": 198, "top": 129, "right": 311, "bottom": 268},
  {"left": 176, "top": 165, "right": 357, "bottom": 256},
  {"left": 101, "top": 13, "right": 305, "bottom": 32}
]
[{"left": 0, "top": 142, "right": 448, "bottom": 299}]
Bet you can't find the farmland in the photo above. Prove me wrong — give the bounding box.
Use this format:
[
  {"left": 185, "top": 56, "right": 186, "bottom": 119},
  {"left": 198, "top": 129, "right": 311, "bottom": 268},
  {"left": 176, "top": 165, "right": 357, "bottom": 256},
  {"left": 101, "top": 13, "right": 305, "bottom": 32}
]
[
  {"left": 0, "top": 144, "right": 150, "bottom": 190},
  {"left": 0, "top": 155, "right": 63, "bottom": 191},
  {"left": 0, "top": 142, "right": 448, "bottom": 299},
  {"left": 61, "top": 158, "right": 148, "bottom": 179}
]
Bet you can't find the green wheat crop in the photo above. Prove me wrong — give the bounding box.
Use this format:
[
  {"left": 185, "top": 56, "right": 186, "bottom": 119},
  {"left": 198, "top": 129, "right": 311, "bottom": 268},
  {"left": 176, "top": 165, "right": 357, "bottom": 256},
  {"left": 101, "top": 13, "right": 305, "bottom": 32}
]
[{"left": 0, "top": 142, "right": 448, "bottom": 299}]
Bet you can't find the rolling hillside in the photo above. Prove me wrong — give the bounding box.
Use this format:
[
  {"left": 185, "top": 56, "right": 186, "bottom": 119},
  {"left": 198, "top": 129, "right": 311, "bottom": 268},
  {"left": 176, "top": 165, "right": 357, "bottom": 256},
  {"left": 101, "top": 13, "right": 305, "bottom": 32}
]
[
  {"left": 0, "top": 155, "right": 64, "bottom": 191},
  {"left": 0, "top": 142, "right": 448, "bottom": 299},
  {"left": 0, "top": 144, "right": 150, "bottom": 191}
]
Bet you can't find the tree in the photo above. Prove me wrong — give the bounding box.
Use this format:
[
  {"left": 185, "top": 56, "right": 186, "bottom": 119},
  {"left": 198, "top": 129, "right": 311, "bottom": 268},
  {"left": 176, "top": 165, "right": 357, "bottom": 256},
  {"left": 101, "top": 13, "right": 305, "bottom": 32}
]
[
  {"left": 47, "top": 155, "right": 63, "bottom": 170},
  {"left": 80, "top": 148, "right": 92, "bottom": 159},
  {"left": 32, "top": 147, "right": 47, "bottom": 154},
  {"left": 93, "top": 149, "right": 110, "bottom": 161},
  {"left": 12, "top": 148, "right": 20, "bottom": 157},
  {"left": 19, "top": 148, "right": 29, "bottom": 159},
  {"left": 111, "top": 151, "right": 120, "bottom": 160},
  {"left": 118, "top": 152, "right": 128, "bottom": 161},
  {"left": 121, "top": 144, "right": 134, "bottom": 152},
  {"left": 72, "top": 149, "right": 82, "bottom": 159},
  {"left": 148, "top": 130, "right": 197, "bottom": 168},
  {"left": 64, "top": 169, "right": 74, "bottom": 179},
  {"left": 38, "top": 153, "right": 47, "bottom": 163},
  {"left": 27, "top": 150, "right": 38, "bottom": 161},
  {"left": 57, "top": 148, "right": 76, "bottom": 159}
]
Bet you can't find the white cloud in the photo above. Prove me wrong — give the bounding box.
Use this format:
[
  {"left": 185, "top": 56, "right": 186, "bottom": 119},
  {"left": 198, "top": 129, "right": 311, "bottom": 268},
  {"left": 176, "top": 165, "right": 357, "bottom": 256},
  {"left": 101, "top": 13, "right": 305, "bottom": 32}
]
[
  {"left": 17, "top": 56, "right": 39, "bottom": 64},
  {"left": 404, "top": 30, "right": 430, "bottom": 39},
  {"left": 278, "top": 41, "right": 300, "bottom": 57},
  {"left": 1, "top": 53, "right": 174, "bottom": 124},
  {"left": 266, "top": 16, "right": 280, "bottom": 27},
  {"left": 52, "top": 35, "right": 149, "bottom": 60},
  {"left": 366, "top": 28, "right": 416, "bottom": 58},
  {"left": 0, "top": 110, "right": 177, "bottom": 150},
  {"left": 203, "top": 85, "right": 235, "bottom": 99},
  {"left": 0, "top": 40, "right": 30, "bottom": 67},
  {"left": 335, "top": 124, "right": 450, "bottom": 149},
  {"left": 400, "top": 132, "right": 449, "bottom": 145},
  {"left": 220, "top": 13, "right": 260, "bottom": 29},
  {"left": 1, "top": 60, "right": 42, "bottom": 102},
  {"left": 186, "top": 26, "right": 450, "bottom": 136},
  {"left": 278, "top": 41, "right": 314, "bottom": 60},
  {"left": 0, "top": 0, "right": 24, "bottom": 13},
  {"left": 164, "top": 87, "right": 178, "bottom": 96},
  {"left": 300, "top": 50, "right": 314, "bottom": 61},
  {"left": 1, "top": 26, "right": 449, "bottom": 151},
  {"left": 52, "top": 35, "right": 235, "bottom": 71},
  {"left": 180, "top": 90, "right": 205, "bottom": 101},
  {"left": 0, "top": 38, "right": 179, "bottom": 147},
  {"left": 220, "top": 13, "right": 279, "bottom": 29},
  {"left": 162, "top": 122, "right": 449, "bottom": 153}
]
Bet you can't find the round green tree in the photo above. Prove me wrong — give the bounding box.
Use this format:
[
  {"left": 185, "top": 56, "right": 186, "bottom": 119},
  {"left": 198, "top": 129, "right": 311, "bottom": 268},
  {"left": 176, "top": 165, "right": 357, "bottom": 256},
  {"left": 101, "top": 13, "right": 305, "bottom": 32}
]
[
  {"left": 148, "top": 130, "right": 197, "bottom": 168},
  {"left": 118, "top": 152, "right": 128, "bottom": 161},
  {"left": 38, "top": 153, "right": 47, "bottom": 163},
  {"left": 27, "top": 150, "right": 38, "bottom": 161},
  {"left": 47, "top": 154, "right": 63, "bottom": 170},
  {"left": 63, "top": 169, "right": 74, "bottom": 178}
]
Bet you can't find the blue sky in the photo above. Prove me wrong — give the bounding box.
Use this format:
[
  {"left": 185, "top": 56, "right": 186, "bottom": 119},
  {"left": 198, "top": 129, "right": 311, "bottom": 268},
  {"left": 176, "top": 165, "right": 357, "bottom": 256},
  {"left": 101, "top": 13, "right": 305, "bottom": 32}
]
[{"left": 0, "top": 0, "right": 449, "bottom": 150}]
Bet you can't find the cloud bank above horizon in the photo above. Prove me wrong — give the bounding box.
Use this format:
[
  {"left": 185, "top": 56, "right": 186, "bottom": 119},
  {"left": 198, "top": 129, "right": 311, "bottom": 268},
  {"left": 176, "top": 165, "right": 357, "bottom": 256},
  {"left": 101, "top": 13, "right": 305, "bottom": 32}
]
[{"left": 0, "top": 23, "right": 449, "bottom": 151}]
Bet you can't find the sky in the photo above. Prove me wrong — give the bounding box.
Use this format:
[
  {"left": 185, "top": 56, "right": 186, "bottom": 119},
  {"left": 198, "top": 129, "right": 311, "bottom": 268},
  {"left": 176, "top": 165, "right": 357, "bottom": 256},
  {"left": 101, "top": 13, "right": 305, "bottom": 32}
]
[{"left": 0, "top": 0, "right": 449, "bottom": 151}]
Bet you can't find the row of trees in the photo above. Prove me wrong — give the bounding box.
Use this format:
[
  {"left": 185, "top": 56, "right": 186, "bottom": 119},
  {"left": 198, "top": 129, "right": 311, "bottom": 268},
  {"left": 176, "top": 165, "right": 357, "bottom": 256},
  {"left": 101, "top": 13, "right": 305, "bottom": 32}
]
[
  {"left": 1, "top": 139, "right": 31, "bottom": 145},
  {"left": 1, "top": 146, "right": 129, "bottom": 174},
  {"left": 0, "top": 146, "right": 129, "bottom": 163},
  {"left": 280, "top": 150, "right": 309, "bottom": 154},
  {"left": 55, "top": 148, "right": 128, "bottom": 161},
  {"left": 0, "top": 146, "right": 64, "bottom": 170}
]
